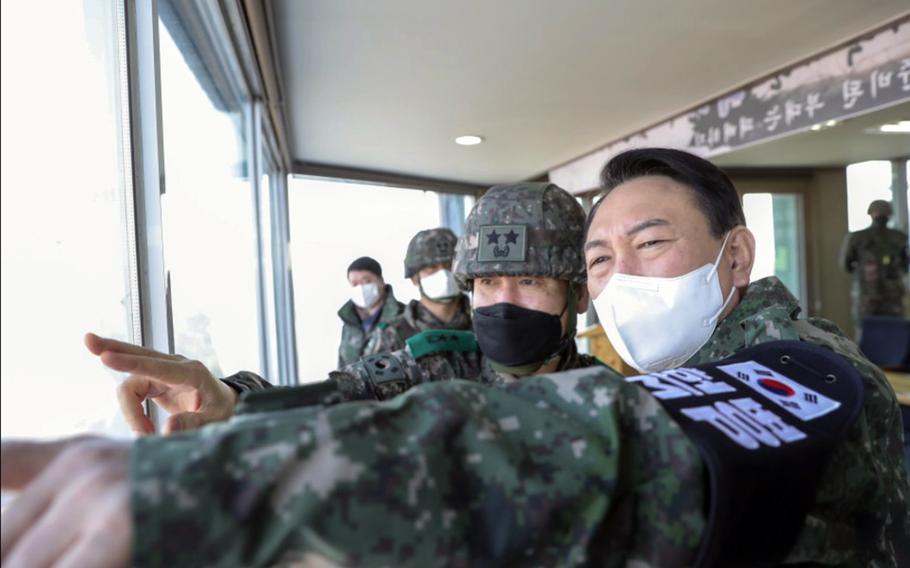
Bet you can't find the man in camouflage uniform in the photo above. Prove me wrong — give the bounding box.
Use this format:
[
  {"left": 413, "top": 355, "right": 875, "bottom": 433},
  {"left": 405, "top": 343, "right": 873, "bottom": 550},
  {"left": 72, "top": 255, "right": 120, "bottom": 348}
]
[
  {"left": 585, "top": 148, "right": 908, "bottom": 566},
  {"left": 362, "top": 228, "right": 472, "bottom": 355},
  {"left": 337, "top": 256, "right": 405, "bottom": 367},
  {"left": 840, "top": 199, "right": 909, "bottom": 327}
]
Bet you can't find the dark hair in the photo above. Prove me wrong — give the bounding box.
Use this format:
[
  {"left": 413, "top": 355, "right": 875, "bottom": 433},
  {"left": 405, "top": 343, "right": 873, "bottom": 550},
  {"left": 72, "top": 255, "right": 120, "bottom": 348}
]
[
  {"left": 347, "top": 256, "right": 383, "bottom": 278},
  {"left": 585, "top": 148, "right": 745, "bottom": 239}
]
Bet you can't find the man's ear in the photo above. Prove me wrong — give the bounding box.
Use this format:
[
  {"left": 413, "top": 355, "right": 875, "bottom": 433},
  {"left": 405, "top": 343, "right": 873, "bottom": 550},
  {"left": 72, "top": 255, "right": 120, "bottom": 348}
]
[
  {"left": 727, "top": 225, "right": 755, "bottom": 289},
  {"left": 574, "top": 282, "right": 589, "bottom": 314},
  {"left": 410, "top": 275, "right": 419, "bottom": 286}
]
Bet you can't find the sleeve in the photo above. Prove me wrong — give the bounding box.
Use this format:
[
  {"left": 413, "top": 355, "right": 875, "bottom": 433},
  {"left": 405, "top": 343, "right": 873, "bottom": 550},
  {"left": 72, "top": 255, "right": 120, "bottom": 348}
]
[
  {"left": 220, "top": 371, "right": 273, "bottom": 396},
  {"left": 899, "top": 232, "right": 909, "bottom": 273},
  {"left": 337, "top": 329, "right": 345, "bottom": 369},
  {"left": 839, "top": 233, "right": 857, "bottom": 273},
  {"left": 130, "top": 367, "right": 705, "bottom": 568}
]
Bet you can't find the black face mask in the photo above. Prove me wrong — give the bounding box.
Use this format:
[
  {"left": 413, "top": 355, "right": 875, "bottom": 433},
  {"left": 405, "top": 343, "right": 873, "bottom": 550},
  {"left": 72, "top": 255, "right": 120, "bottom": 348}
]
[{"left": 472, "top": 302, "right": 564, "bottom": 369}]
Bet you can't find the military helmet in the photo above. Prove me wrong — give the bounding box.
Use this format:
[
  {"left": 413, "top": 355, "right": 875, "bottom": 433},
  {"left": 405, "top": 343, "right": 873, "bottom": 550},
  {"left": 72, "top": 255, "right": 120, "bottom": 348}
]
[
  {"left": 453, "top": 182, "right": 587, "bottom": 288},
  {"left": 404, "top": 228, "right": 457, "bottom": 278},
  {"left": 867, "top": 199, "right": 893, "bottom": 218}
]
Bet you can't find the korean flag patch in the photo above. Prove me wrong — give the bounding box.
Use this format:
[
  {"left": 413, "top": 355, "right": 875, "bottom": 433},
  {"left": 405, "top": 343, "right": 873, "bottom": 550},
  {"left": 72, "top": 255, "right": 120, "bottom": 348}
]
[{"left": 716, "top": 360, "right": 841, "bottom": 421}]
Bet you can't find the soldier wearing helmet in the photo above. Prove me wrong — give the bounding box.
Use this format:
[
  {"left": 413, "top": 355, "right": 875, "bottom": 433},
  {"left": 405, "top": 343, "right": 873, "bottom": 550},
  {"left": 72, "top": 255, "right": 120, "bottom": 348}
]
[
  {"left": 839, "top": 199, "right": 909, "bottom": 331},
  {"left": 362, "top": 228, "right": 472, "bottom": 355}
]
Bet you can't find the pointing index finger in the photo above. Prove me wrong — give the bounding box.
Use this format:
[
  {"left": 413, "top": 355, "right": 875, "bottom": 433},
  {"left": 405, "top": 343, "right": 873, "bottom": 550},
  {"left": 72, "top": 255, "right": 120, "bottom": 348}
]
[{"left": 84, "top": 333, "right": 178, "bottom": 361}]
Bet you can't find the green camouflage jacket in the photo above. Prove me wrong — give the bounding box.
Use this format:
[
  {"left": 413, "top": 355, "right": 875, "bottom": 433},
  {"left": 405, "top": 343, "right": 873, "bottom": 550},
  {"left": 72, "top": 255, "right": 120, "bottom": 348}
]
[
  {"left": 132, "top": 362, "right": 706, "bottom": 567},
  {"left": 337, "top": 284, "right": 405, "bottom": 368},
  {"left": 839, "top": 224, "right": 909, "bottom": 321},
  {"left": 362, "top": 296, "right": 472, "bottom": 356},
  {"left": 686, "top": 276, "right": 909, "bottom": 566}
]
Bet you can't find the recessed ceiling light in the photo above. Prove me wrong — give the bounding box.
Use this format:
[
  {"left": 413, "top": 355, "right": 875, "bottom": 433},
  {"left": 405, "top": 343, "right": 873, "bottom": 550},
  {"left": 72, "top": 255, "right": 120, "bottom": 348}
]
[
  {"left": 825, "top": 119, "right": 838, "bottom": 127},
  {"left": 810, "top": 124, "right": 823, "bottom": 131},
  {"left": 455, "top": 135, "right": 484, "bottom": 146},
  {"left": 879, "top": 120, "right": 910, "bottom": 133}
]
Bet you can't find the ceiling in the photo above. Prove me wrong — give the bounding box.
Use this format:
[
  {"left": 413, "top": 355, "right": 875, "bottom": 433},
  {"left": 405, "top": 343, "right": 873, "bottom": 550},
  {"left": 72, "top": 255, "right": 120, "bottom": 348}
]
[
  {"left": 273, "top": 1, "right": 909, "bottom": 185},
  {"left": 713, "top": 101, "right": 910, "bottom": 168}
]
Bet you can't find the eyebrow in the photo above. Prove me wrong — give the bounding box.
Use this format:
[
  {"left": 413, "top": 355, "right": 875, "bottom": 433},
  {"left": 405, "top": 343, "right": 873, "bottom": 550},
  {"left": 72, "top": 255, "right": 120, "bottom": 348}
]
[
  {"left": 584, "top": 218, "right": 671, "bottom": 251},
  {"left": 627, "top": 218, "right": 671, "bottom": 236}
]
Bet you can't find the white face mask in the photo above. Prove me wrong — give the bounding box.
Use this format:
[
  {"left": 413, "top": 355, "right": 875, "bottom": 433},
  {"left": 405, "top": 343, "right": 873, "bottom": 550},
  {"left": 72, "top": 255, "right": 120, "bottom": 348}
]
[
  {"left": 592, "top": 233, "right": 736, "bottom": 373},
  {"left": 419, "top": 269, "right": 460, "bottom": 301},
  {"left": 350, "top": 282, "right": 381, "bottom": 309}
]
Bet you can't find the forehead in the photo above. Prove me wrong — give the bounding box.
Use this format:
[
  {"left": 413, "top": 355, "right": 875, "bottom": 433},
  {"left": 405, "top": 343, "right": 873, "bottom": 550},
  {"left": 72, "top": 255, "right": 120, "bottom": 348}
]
[
  {"left": 348, "top": 270, "right": 379, "bottom": 281},
  {"left": 590, "top": 175, "right": 706, "bottom": 235}
]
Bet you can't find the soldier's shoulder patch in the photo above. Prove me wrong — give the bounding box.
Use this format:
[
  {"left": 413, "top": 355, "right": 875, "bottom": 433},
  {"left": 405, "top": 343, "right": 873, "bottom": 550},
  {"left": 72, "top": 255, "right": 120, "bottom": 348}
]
[
  {"left": 477, "top": 224, "right": 528, "bottom": 262},
  {"left": 407, "top": 330, "right": 478, "bottom": 359}
]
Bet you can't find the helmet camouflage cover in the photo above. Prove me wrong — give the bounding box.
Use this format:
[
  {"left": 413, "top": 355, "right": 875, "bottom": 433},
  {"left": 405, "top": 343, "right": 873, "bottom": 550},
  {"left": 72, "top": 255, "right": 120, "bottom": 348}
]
[
  {"left": 404, "top": 228, "right": 458, "bottom": 278},
  {"left": 454, "top": 182, "right": 587, "bottom": 288}
]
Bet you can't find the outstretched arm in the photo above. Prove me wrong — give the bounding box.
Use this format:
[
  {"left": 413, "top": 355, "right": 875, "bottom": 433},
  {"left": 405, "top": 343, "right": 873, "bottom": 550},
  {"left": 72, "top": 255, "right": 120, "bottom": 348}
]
[{"left": 132, "top": 367, "right": 704, "bottom": 567}]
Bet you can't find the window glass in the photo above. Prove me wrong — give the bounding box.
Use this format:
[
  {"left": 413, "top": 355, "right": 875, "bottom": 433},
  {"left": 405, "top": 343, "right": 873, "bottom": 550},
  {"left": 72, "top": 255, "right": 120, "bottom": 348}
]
[
  {"left": 158, "top": 18, "right": 261, "bottom": 376},
  {"left": 1, "top": 1, "right": 135, "bottom": 438},
  {"left": 289, "top": 178, "right": 441, "bottom": 382},
  {"left": 259, "top": 170, "right": 279, "bottom": 381},
  {"left": 846, "top": 160, "right": 893, "bottom": 232},
  {"left": 743, "top": 193, "right": 805, "bottom": 303}
]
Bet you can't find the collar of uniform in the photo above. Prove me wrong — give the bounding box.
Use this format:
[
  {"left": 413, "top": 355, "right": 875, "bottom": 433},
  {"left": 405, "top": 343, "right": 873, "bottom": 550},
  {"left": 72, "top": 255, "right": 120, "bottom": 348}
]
[
  {"left": 687, "top": 276, "right": 802, "bottom": 366},
  {"left": 337, "top": 300, "right": 362, "bottom": 325},
  {"left": 378, "top": 284, "right": 402, "bottom": 322},
  {"left": 484, "top": 338, "right": 587, "bottom": 386},
  {"left": 409, "top": 295, "right": 472, "bottom": 330}
]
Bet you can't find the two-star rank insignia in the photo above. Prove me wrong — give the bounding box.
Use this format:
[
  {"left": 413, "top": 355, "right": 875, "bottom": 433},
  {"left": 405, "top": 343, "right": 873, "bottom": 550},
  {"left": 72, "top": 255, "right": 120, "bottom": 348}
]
[{"left": 478, "top": 225, "right": 528, "bottom": 262}]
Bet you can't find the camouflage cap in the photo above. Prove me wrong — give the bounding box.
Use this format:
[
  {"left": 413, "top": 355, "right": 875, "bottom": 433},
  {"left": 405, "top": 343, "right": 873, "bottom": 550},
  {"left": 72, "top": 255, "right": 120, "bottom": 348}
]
[
  {"left": 454, "top": 182, "right": 587, "bottom": 288},
  {"left": 404, "top": 228, "right": 457, "bottom": 278},
  {"left": 867, "top": 200, "right": 893, "bottom": 217}
]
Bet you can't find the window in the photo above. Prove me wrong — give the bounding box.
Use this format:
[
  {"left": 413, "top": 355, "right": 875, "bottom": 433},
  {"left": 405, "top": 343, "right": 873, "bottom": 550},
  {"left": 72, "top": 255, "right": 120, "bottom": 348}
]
[
  {"left": 743, "top": 193, "right": 806, "bottom": 304},
  {"left": 289, "top": 178, "right": 444, "bottom": 382},
  {"left": 1, "top": 1, "right": 135, "bottom": 439},
  {"left": 846, "top": 160, "right": 893, "bottom": 232},
  {"left": 157, "top": 17, "right": 261, "bottom": 377}
]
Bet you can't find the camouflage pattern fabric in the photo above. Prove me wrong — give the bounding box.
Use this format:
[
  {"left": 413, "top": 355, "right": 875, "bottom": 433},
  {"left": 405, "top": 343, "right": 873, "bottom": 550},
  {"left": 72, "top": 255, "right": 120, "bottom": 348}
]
[
  {"left": 404, "top": 228, "right": 457, "bottom": 278},
  {"left": 337, "top": 284, "right": 405, "bottom": 368},
  {"left": 221, "top": 370, "right": 274, "bottom": 395},
  {"left": 686, "top": 276, "right": 909, "bottom": 566},
  {"left": 453, "top": 182, "right": 587, "bottom": 288},
  {"left": 362, "top": 296, "right": 472, "bottom": 356},
  {"left": 839, "top": 223, "right": 909, "bottom": 322},
  {"left": 131, "top": 363, "right": 705, "bottom": 567}
]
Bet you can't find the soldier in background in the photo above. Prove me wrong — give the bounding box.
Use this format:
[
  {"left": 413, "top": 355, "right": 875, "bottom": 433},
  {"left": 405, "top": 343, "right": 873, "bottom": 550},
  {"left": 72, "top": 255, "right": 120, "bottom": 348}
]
[
  {"left": 336, "top": 256, "right": 405, "bottom": 367},
  {"left": 840, "top": 199, "right": 909, "bottom": 330},
  {"left": 363, "top": 228, "right": 471, "bottom": 355}
]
